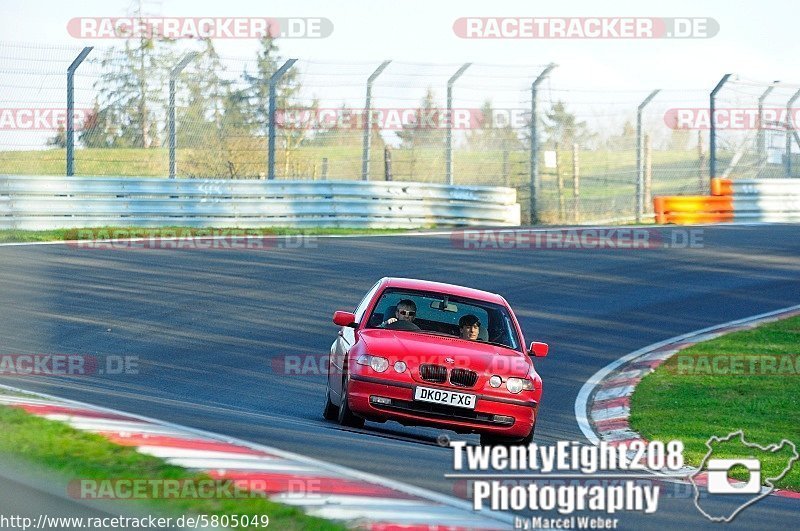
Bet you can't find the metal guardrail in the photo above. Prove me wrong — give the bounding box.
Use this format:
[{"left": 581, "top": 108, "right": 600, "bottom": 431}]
[
  {"left": 728, "top": 178, "right": 800, "bottom": 222},
  {"left": 0, "top": 176, "right": 521, "bottom": 230}
]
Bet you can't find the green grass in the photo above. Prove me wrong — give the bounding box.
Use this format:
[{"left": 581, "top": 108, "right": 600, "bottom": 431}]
[
  {"left": 0, "top": 226, "right": 416, "bottom": 243},
  {"left": 0, "top": 404, "right": 343, "bottom": 530},
  {"left": 630, "top": 315, "right": 800, "bottom": 490}
]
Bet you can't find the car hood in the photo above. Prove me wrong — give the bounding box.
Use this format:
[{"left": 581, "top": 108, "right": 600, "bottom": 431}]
[{"left": 359, "top": 329, "right": 531, "bottom": 377}]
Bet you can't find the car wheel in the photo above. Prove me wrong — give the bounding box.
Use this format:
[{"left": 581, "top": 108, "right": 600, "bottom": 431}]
[
  {"left": 480, "top": 424, "right": 535, "bottom": 446},
  {"left": 337, "top": 376, "right": 365, "bottom": 428},
  {"left": 323, "top": 384, "right": 339, "bottom": 421}
]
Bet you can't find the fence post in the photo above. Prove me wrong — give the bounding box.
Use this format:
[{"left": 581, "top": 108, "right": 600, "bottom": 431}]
[
  {"left": 361, "top": 61, "right": 391, "bottom": 181},
  {"left": 698, "top": 131, "right": 706, "bottom": 190},
  {"left": 169, "top": 52, "right": 199, "bottom": 179},
  {"left": 644, "top": 134, "right": 652, "bottom": 213},
  {"left": 66, "top": 47, "right": 93, "bottom": 176},
  {"left": 321, "top": 157, "right": 328, "bottom": 180},
  {"left": 709, "top": 74, "right": 733, "bottom": 180},
  {"left": 555, "top": 143, "right": 564, "bottom": 221},
  {"left": 502, "top": 149, "right": 509, "bottom": 187},
  {"left": 786, "top": 89, "right": 800, "bottom": 177},
  {"left": 530, "top": 63, "right": 557, "bottom": 225},
  {"left": 636, "top": 89, "right": 659, "bottom": 222},
  {"left": 572, "top": 143, "right": 580, "bottom": 222},
  {"left": 757, "top": 82, "right": 779, "bottom": 173},
  {"left": 267, "top": 59, "right": 298, "bottom": 180},
  {"left": 384, "top": 146, "right": 393, "bottom": 181},
  {"left": 446, "top": 63, "right": 471, "bottom": 185}
]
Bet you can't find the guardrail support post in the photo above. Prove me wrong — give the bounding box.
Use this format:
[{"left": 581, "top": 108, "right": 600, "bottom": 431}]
[
  {"left": 66, "top": 47, "right": 93, "bottom": 176},
  {"left": 636, "top": 89, "right": 660, "bottom": 222},
  {"left": 361, "top": 61, "right": 391, "bottom": 181},
  {"left": 267, "top": 59, "right": 297, "bottom": 180},
  {"left": 709, "top": 74, "right": 732, "bottom": 180},
  {"left": 446, "top": 63, "right": 471, "bottom": 185},
  {"left": 529, "top": 63, "right": 557, "bottom": 224},
  {"left": 756, "top": 82, "right": 779, "bottom": 172},
  {"left": 786, "top": 89, "right": 800, "bottom": 177},
  {"left": 169, "top": 52, "right": 199, "bottom": 179}
]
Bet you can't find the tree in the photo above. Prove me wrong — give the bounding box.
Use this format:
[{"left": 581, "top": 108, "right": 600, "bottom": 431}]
[
  {"left": 88, "top": 9, "right": 175, "bottom": 148},
  {"left": 79, "top": 101, "right": 121, "bottom": 148},
  {"left": 604, "top": 120, "right": 636, "bottom": 150},
  {"left": 466, "top": 100, "right": 523, "bottom": 151},
  {"left": 543, "top": 101, "right": 595, "bottom": 149},
  {"left": 396, "top": 88, "right": 447, "bottom": 150},
  {"left": 47, "top": 125, "right": 67, "bottom": 148},
  {"left": 241, "top": 36, "right": 301, "bottom": 133},
  {"left": 176, "top": 39, "right": 230, "bottom": 149}
]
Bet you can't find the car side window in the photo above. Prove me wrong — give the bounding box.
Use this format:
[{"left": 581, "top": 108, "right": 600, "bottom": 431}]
[{"left": 354, "top": 281, "right": 381, "bottom": 323}]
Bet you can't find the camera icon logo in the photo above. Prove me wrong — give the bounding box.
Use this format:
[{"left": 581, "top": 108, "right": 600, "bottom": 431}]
[
  {"left": 691, "top": 430, "right": 798, "bottom": 522},
  {"left": 706, "top": 458, "right": 761, "bottom": 494}
]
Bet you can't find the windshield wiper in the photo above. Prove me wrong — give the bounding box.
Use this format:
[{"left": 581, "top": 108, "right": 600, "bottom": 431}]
[
  {"left": 417, "top": 330, "right": 457, "bottom": 337},
  {"left": 483, "top": 340, "right": 516, "bottom": 350}
]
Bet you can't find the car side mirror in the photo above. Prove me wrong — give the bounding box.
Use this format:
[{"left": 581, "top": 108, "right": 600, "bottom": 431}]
[
  {"left": 529, "top": 341, "right": 549, "bottom": 357},
  {"left": 333, "top": 311, "right": 357, "bottom": 327}
]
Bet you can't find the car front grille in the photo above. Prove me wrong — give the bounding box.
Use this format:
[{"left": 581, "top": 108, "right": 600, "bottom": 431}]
[
  {"left": 419, "top": 364, "right": 447, "bottom": 383},
  {"left": 450, "top": 368, "right": 478, "bottom": 387},
  {"left": 419, "top": 364, "right": 479, "bottom": 388}
]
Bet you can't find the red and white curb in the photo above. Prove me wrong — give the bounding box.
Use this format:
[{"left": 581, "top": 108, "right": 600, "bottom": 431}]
[
  {"left": 575, "top": 304, "right": 800, "bottom": 500},
  {"left": 0, "top": 385, "right": 512, "bottom": 530}
]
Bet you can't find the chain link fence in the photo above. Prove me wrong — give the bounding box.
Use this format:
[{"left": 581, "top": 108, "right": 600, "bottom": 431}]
[{"left": 1, "top": 41, "right": 797, "bottom": 225}]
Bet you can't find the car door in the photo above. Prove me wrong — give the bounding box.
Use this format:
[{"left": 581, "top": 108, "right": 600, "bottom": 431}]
[{"left": 329, "top": 281, "right": 381, "bottom": 401}]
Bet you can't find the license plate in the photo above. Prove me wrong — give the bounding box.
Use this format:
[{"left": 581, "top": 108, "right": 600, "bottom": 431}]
[{"left": 414, "top": 386, "right": 476, "bottom": 409}]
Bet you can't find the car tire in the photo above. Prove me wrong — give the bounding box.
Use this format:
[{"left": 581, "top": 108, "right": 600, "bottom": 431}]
[
  {"left": 480, "top": 424, "right": 535, "bottom": 446},
  {"left": 337, "top": 376, "right": 365, "bottom": 428},
  {"left": 323, "top": 384, "right": 339, "bottom": 421}
]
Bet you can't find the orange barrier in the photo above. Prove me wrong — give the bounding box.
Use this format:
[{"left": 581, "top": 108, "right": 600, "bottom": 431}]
[
  {"left": 655, "top": 178, "right": 800, "bottom": 224},
  {"left": 710, "top": 177, "right": 733, "bottom": 196},
  {"left": 653, "top": 194, "right": 733, "bottom": 224},
  {"left": 655, "top": 212, "right": 734, "bottom": 224}
]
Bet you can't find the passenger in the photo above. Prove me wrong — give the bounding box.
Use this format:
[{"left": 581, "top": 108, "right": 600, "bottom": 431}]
[{"left": 458, "top": 314, "right": 481, "bottom": 341}]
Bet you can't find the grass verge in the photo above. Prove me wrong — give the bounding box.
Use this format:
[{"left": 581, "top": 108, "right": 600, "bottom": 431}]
[
  {"left": 0, "top": 404, "right": 343, "bottom": 530},
  {"left": 630, "top": 315, "right": 800, "bottom": 491}
]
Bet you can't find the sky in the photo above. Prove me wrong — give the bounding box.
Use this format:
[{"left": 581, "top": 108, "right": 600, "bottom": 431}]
[
  {"left": 1, "top": 0, "right": 797, "bottom": 151},
  {"left": 0, "top": 0, "right": 797, "bottom": 91}
]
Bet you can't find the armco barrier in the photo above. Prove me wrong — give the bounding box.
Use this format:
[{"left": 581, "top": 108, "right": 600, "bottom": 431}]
[
  {"left": 654, "top": 178, "right": 800, "bottom": 224},
  {"left": 0, "top": 176, "right": 521, "bottom": 230}
]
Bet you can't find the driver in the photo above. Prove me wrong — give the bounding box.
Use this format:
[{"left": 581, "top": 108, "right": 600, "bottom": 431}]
[{"left": 380, "top": 299, "right": 418, "bottom": 328}]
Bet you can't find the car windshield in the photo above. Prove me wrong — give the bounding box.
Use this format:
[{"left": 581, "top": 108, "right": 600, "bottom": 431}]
[{"left": 365, "top": 288, "right": 521, "bottom": 350}]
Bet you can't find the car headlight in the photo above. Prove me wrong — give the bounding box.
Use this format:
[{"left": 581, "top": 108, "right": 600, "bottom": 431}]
[
  {"left": 506, "top": 377, "right": 533, "bottom": 394},
  {"left": 489, "top": 375, "right": 502, "bottom": 388},
  {"left": 356, "top": 354, "right": 389, "bottom": 373}
]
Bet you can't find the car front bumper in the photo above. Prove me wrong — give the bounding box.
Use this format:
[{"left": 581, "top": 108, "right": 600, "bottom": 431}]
[{"left": 348, "top": 374, "right": 536, "bottom": 438}]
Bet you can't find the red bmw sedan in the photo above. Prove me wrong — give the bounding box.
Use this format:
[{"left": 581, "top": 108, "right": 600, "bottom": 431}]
[{"left": 323, "top": 277, "right": 548, "bottom": 445}]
